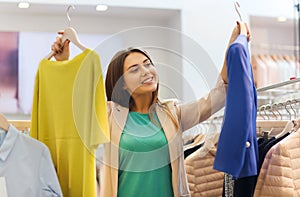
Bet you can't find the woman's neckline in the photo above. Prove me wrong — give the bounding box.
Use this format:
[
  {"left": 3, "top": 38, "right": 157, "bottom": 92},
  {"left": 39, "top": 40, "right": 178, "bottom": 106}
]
[{"left": 129, "top": 111, "right": 149, "bottom": 116}]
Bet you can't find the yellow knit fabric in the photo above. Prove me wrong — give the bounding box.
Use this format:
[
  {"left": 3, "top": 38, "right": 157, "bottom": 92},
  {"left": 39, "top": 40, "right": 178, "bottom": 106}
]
[{"left": 30, "top": 49, "right": 110, "bottom": 197}]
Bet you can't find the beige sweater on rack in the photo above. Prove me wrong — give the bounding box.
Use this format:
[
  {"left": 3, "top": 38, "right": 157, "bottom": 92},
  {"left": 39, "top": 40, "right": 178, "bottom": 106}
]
[
  {"left": 254, "top": 129, "right": 300, "bottom": 197},
  {"left": 184, "top": 133, "right": 224, "bottom": 197}
]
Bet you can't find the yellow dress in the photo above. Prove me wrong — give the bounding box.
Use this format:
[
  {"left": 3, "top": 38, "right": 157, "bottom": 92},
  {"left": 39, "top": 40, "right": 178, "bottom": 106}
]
[{"left": 30, "top": 49, "right": 110, "bottom": 197}]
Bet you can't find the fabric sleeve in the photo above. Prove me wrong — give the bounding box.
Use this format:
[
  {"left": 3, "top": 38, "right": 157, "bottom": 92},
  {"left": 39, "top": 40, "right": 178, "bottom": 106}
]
[
  {"left": 39, "top": 146, "right": 63, "bottom": 197},
  {"left": 72, "top": 51, "right": 110, "bottom": 151},
  {"left": 93, "top": 53, "right": 110, "bottom": 145},
  {"left": 213, "top": 35, "right": 255, "bottom": 178},
  {"left": 178, "top": 76, "right": 227, "bottom": 132}
]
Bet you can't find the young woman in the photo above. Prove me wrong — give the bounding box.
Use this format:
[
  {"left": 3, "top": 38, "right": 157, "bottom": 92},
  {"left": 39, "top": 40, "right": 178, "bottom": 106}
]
[{"left": 51, "top": 22, "right": 250, "bottom": 197}]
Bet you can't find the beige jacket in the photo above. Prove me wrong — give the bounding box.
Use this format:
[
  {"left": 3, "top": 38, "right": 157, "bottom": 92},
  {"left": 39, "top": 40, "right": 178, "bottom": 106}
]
[
  {"left": 254, "top": 129, "right": 300, "bottom": 197},
  {"left": 99, "top": 79, "right": 227, "bottom": 197},
  {"left": 185, "top": 133, "right": 224, "bottom": 197}
]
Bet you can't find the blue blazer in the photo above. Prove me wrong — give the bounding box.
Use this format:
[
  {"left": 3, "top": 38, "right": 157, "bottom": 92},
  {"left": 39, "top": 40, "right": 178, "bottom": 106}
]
[{"left": 213, "top": 35, "right": 258, "bottom": 179}]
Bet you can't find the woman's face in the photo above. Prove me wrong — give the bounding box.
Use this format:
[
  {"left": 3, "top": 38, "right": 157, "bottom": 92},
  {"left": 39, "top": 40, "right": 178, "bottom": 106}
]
[{"left": 123, "top": 52, "right": 158, "bottom": 97}]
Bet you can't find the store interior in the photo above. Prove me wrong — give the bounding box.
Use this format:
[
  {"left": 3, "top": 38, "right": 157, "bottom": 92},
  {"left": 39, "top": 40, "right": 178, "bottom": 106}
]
[
  {"left": 0, "top": 0, "right": 298, "bottom": 119},
  {"left": 1, "top": 1, "right": 300, "bottom": 197}
]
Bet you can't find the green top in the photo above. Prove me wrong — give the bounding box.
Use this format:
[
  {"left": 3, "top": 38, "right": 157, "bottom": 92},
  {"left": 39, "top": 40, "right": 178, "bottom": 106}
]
[{"left": 118, "top": 111, "right": 174, "bottom": 197}]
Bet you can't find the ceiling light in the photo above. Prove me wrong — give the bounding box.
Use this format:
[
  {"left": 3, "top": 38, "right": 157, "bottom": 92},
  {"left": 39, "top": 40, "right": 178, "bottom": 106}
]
[
  {"left": 96, "top": 4, "right": 108, "bottom": 12},
  {"left": 277, "top": 16, "right": 287, "bottom": 22},
  {"left": 18, "top": 2, "right": 30, "bottom": 9}
]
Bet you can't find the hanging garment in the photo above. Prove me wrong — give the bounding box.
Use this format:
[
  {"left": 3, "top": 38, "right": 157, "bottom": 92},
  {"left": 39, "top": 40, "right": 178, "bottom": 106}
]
[
  {"left": 184, "top": 133, "right": 206, "bottom": 159},
  {"left": 214, "top": 35, "right": 258, "bottom": 179},
  {"left": 30, "top": 49, "right": 110, "bottom": 197},
  {"left": 185, "top": 133, "right": 224, "bottom": 197},
  {"left": 251, "top": 55, "right": 268, "bottom": 88},
  {"left": 275, "top": 58, "right": 292, "bottom": 82},
  {"left": 222, "top": 173, "right": 256, "bottom": 197},
  {"left": 257, "top": 136, "right": 275, "bottom": 171},
  {"left": 0, "top": 125, "right": 62, "bottom": 197},
  {"left": 258, "top": 132, "right": 290, "bottom": 173},
  {"left": 184, "top": 142, "right": 204, "bottom": 159},
  {"left": 260, "top": 54, "right": 280, "bottom": 85},
  {"left": 254, "top": 129, "right": 300, "bottom": 196},
  {"left": 221, "top": 136, "right": 280, "bottom": 197}
]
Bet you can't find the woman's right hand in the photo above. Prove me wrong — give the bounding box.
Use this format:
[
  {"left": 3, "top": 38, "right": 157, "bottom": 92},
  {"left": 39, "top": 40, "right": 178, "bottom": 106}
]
[
  {"left": 228, "top": 21, "right": 251, "bottom": 45},
  {"left": 220, "top": 21, "right": 251, "bottom": 84},
  {"left": 51, "top": 32, "right": 70, "bottom": 61}
]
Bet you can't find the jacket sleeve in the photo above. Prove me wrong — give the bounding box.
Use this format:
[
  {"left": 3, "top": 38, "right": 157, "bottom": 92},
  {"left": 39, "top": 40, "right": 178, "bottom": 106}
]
[
  {"left": 213, "top": 35, "right": 258, "bottom": 179},
  {"left": 72, "top": 51, "right": 110, "bottom": 150},
  {"left": 178, "top": 75, "right": 227, "bottom": 132}
]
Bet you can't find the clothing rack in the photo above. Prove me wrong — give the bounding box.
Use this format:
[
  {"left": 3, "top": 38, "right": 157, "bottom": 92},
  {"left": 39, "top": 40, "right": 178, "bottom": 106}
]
[
  {"left": 256, "top": 77, "right": 300, "bottom": 107},
  {"left": 256, "top": 97, "right": 300, "bottom": 137},
  {"left": 257, "top": 78, "right": 300, "bottom": 92},
  {"left": 257, "top": 98, "right": 300, "bottom": 119},
  {"left": 257, "top": 78, "right": 300, "bottom": 135},
  {"left": 251, "top": 43, "right": 300, "bottom": 51}
]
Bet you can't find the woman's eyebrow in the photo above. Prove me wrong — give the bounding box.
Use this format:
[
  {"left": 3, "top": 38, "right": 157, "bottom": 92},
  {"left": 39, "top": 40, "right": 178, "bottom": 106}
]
[
  {"left": 127, "top": 64, "right": 138, "bottom": 70},
  {"left": 127, "top": 59, "right": 149, "bottom": 70}
]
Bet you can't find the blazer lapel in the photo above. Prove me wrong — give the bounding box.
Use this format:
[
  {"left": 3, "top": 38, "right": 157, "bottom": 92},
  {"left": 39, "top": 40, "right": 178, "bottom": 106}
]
[
  {"left": 110, "top": 103, "right": 129, "bottom": 196},
  {"left": 155, "top": 104, "right": 182, "bottom": 197}
]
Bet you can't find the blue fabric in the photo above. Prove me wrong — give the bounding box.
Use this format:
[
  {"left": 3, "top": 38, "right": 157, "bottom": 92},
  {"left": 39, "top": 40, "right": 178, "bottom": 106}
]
[
  {"left": 0, "top": 125, "right": 62, "bottom": 197},
  {"left": 213, "top": 35, "right": 258, "bottom": 179}
]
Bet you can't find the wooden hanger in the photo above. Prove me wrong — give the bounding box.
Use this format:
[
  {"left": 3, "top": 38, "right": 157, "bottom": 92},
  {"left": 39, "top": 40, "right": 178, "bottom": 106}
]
[
  {"left": 274, "top": 120, "right": 294, "bottom": 139},
  {"left": 256, "top": 120, "right": 289, "bottom": 137},
  {"left": 0, "top": 113, "right": 9, "bottom": 132},
  {"left": 45, "top": 5, "right": 87, "bottom": 60},
  {"left": 8, "top": 120, "right": 31, "bottom": 132},
  {"left": 271, "top": 54, "right": 282, "bottom": 62}
]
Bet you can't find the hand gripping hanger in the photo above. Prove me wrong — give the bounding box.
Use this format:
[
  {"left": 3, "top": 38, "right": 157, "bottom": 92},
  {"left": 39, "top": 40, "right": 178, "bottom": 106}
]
[{"left": 45, "top": 5, "right": 87, "bottom": 60}]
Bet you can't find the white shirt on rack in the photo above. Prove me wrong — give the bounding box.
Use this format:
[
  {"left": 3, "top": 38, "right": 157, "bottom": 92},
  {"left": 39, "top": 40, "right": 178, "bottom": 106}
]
[{"left": 0, "top": 125, "right": 62, "bottom": 197}]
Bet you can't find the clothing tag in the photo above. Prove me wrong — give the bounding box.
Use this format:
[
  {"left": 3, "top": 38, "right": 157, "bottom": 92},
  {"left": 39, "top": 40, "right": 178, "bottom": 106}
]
[{"left": 0, "top": 177, "right": 8, "bottom": 197}]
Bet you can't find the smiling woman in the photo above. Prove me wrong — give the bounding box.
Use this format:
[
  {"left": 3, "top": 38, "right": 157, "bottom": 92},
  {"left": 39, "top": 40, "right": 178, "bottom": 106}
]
[
  {"left": 49, "top": 20, "right": 249, "bottom": 197},
  {"left": 122, "top": 51, "right": 159, "bottom": 113},
  {"left": 105, "top": 48, "right": 160, "bottom": 112}
]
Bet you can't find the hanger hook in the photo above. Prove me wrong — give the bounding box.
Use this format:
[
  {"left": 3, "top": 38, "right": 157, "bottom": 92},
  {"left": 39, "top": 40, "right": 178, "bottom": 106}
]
[
  {"left": 66, "top": 5, "right": 75, "bottom": 27},
  {"left": 269, "top": 104, "right": 278, "bottom": 120},
  {"left": 265, "top": 104, "right": 272, "bottom": 120},
  {"left": 258, "top": 106, "right": 265, "bottom": 120},
  {"left": 290, "top": 99, "right": 297, "bottom": 119},
  {"left": 284, "top": 100, "right": 292, "bottom": 119},
  {"left": 272, "top": 103, "right": 282, "bottom": 120},
  {"left": 234, "top": 1, "right": 243, "bottom": 21}
]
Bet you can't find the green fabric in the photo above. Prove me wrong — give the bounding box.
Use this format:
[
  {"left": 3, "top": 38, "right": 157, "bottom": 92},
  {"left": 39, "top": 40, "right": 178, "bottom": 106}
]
[{"left": 118, "top": 111, "right": 174, "bottom": 197}]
